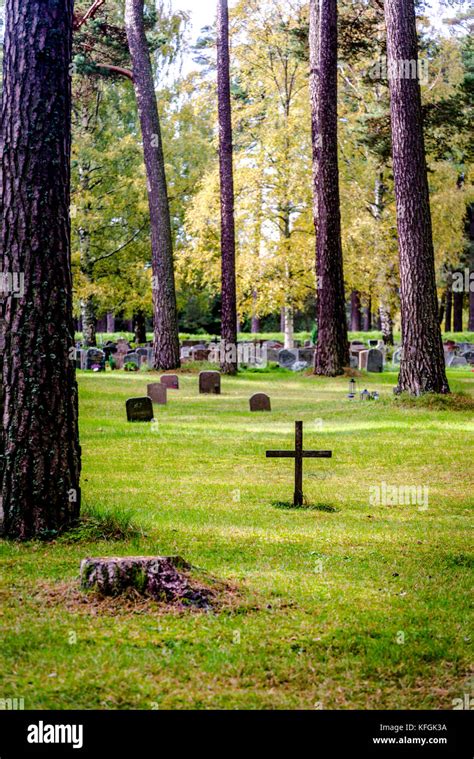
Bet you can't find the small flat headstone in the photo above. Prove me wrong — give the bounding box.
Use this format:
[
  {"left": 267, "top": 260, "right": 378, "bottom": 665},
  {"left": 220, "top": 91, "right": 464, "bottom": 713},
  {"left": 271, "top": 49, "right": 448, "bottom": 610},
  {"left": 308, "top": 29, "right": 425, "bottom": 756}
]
[
  {"left": 161, "top": 374, "right": 179, "bottom": 390},
  {"left": 250, "top": 393, "right": 271, "bottom": 412},
  {"left": 147, "top": 383, "right": 167, "bottom": 405},
  {"left": 126, "top": 397, "right": 154, "bottom": 422},
  {"left": 199, "top": 371, "right": 221, "bottom": 395}
]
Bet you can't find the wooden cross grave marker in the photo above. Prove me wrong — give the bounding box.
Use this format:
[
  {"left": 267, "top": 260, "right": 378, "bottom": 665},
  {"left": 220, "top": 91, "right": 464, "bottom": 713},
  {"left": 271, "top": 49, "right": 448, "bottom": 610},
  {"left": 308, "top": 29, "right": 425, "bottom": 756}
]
[{"left": 266, "top": 421, "right": 332, "bottom": 507}]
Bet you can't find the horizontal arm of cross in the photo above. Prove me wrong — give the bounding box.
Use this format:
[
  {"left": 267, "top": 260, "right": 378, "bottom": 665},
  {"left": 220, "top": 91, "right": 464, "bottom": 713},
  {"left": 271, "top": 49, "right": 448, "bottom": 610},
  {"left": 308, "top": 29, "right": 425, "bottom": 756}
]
[{"left": 266, "top": 451, "right": 332, "bottom": 459}]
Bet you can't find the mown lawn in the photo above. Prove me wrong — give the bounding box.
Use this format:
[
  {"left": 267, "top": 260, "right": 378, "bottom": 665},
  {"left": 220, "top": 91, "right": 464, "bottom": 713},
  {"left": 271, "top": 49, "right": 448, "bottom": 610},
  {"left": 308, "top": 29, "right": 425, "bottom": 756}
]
[{"left": 0, "top": 367, "right": 473, "bottom": 710}]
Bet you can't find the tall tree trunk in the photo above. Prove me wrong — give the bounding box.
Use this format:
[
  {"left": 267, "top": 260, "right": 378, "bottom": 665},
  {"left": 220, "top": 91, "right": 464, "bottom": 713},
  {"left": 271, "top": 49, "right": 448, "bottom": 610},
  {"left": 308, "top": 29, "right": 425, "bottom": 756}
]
[
  {"left": 217, "top": 0, "right": 238, "bottom": 374},
  {"left": 251, "top": 291, "right": 260, "bottom": 334},
  {"left": 0, "top": 0, "right": 81, "bottom": 538},
  {"left": 363, "top": 296, "right": 372, "bottom": 332},
  {"left": 452, "top": 286, "right": 464, "bottom": 333},
  {"left": 379, "top": 304, "right": 394, "bottom": 346},
  {"left": 445, "top": 275, "right": 452, "bottom": 332},
  {"left": 350, "top": 291, "right": 362, "bottom": 331},
  {"left": 310, "top": 0, "right": 349, "bottom": 376},
  {"left": 106, "top": 311, "right": 115, "bottom": 334},
  {"left": 468, "top": 204, "right": 474, "bottom": 331},
  {"left": 283, "top": 306, "right": 295, "bottom": 349},
  {"left": 81, "top": 297, "right": 97, "bottom": 347},
  {"left": 124, "top": 0, "right": 180, "bottom": 371},
  {"left": 384, "top": 0, "right": 449, "bottom": 394},
  {"left": 133, "top": 310, "right": 147, "bottom": 345}
]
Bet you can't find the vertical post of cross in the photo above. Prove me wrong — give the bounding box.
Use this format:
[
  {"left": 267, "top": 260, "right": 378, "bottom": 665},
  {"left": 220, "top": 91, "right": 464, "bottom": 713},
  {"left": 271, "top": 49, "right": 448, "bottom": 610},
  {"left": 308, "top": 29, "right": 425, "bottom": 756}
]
[{"left": 294, "top": 421, "right": 304, "bottom": 507}]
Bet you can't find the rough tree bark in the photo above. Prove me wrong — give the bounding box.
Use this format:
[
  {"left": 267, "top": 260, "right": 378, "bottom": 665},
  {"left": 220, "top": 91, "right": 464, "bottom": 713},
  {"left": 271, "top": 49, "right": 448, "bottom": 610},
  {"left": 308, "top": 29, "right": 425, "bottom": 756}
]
[
  {"left": 0, "top": 0, "right": 81, "bottom": 538},
  {"left": 217, "top": 0, "right": 238, "bottom": 374},
  {"left": 468, "top": 204, "right": 474, "bottom": 331},
  {"left": 384, "top": 0, "right": 449, "bottom": 394},
  {"left": 125, "top": 0, "right": 180, "bottom": 371},
  {"left": 310, "top": 0, "right": 349, "bottom": 376}
]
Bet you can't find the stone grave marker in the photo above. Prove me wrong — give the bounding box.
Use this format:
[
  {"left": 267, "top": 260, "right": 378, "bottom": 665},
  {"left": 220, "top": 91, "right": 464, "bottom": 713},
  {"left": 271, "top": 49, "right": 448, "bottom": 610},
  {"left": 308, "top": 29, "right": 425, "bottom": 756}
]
[
  {"left": 161, "top": 374, "right": 179, "bottom": 390},
  {"left": 147, "top": 383, "right": 167, "bottom": 405},
  {"left": 126, "top": 397, "right": 154, "bottom": 422},
  {"left": 86, "top": 348, "right": 105, "bottom": 371},
  {"left": 125, "top": 352, "right": 140, "bottom": 370},
  {"left": 199, "top": 371, "right": 221, "bottom": 395},
  {"left": 278, "top": 349, "right": 298, "bottom": 369},
  {"left": 358, "top": 350, "right": 369, "bottom": 371},
  {"left": 450, "top": 356, "right": 468, "bottom": 367},
  {"left": 250, "top": 393, "right": 271, "bottom": 412},
  {"left": 367, "top": 348, "right": 383, "bottom": 373},
  {"left": 462, "top": 350, "right": 474, "bottom": 365}
]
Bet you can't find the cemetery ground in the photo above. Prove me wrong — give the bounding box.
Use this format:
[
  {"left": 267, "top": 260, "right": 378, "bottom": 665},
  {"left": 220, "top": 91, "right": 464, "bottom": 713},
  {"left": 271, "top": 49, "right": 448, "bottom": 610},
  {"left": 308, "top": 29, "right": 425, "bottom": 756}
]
[{"left": 0, "top": 367, "right": 473, "bottom": 710}]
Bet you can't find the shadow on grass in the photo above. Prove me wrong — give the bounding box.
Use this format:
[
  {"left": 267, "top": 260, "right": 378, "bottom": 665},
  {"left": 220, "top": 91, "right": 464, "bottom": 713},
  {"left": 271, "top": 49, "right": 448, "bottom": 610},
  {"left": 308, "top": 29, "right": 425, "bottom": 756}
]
[{"left": 272, "top": 501, "right": 338, "bottom": 513}]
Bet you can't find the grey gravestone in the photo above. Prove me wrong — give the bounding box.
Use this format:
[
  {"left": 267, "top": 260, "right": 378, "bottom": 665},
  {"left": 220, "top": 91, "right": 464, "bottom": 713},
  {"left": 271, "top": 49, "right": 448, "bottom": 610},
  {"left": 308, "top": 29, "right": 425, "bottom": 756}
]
[
  {"left": 358, "top": 350, "right": 369, "bottom": 370},
  {"left": 291, "top": 361, "right": 309, "bottom": 372},
  {"left": 392, "top": 347, "right": 402, "bottom": 366},
  {"left": 278, "top": 349, "right": 298, "bottom": 368},
  {"left": 126, "top": 397, "right": 154, "bottom": 422},
  {"left": 349, "top": 353, "right": 359, "bottom": 369},
  {"left": 250, "top": 393, "right": 271, "bottom": 412},
  {"left": 125, "top": 352, "right": 140, "bottom": 369},
  {"left": 368, "top": 339, "right": 379, "bottom": 348},
  {"left": 299, "top": 347, "right": 316, "bottom": 364},
  {"left": 86, "top": 348, "right": 105, "bottom": 371},
  {"left": 266, "top": 348, "right": 280, "bottom": 363},
  {"left": 147, "top": 383, "right": 167, "bottom": 405},
  {"left": 461, "top": 350, "right": 474, "bottom": 365},
  {"left": 161, "top": 374, "right": 179, "bottom": 390},
  {"left": 199, "top": 371, "right": 221, "bottom": 395},
  {"left": 367, "top": 348, "right": 383, "bottom": 373},
  {"left": 450, "top": 356, "right": 468, "bottom": 367}
]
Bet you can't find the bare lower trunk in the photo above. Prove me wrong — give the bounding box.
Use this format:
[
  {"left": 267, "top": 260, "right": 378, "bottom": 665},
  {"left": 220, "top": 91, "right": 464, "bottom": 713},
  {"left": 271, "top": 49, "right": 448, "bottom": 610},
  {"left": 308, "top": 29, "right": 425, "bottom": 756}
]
[
  {"left": 133, "top": 310, "right": 147, "bottom": 344},
  {"left": 379, "top": 304, "right": 394, "bottom": 346},
  {"left": 106, "top": 311, "right": 115, "bottom": 334},
  {"left": 81, "top": 297, "right": 97, "bottom": 347},
  {"left": 363, "top": 296, "right": 372, "bottom": 332},
  {"left": 217, "top": 0, "right": 238, "bottom": 374},
  {"left": 0, "top": 0, "right": 81, "bottom": 539},
  {"left": 125, "top": 0, "right": 180, "bottom": 371},
  {"left": 453, "top": 287, "right": 464, "bottom": 333},
  {"left": 350, "top": 291, "right": 362, "bottom": 331},
  {"left": 310, "top": 0, "right": 349, "bottom": 376},
  {"left": 283, "top": 307, "right": 295, "bottom": 349},
  {"left": 384, "top": 0, "right": 449, "bottom": 394},
  {"left": 469, "top": 205, "right": 474, "bottom": 331}
]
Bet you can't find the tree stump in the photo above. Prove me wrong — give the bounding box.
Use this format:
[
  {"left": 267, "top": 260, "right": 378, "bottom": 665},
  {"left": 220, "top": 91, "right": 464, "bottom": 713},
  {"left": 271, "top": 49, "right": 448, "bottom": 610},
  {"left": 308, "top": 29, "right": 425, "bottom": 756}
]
[{"left": 80, "top": 556, "right": 212, "bottom": 608}]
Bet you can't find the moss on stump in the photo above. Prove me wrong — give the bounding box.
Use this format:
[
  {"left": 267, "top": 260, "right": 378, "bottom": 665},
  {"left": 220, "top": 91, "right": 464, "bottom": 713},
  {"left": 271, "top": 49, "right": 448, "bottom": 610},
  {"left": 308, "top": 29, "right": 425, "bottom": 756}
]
[{"left": 80, "top": 556, "right": 212, "bottom": 608}]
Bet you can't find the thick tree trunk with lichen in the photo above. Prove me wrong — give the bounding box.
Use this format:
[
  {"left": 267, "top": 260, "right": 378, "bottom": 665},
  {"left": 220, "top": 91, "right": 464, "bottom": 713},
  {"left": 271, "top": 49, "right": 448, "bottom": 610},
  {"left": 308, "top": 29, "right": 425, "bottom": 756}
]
[
  {"left": 310, "top": 0, "right": 349, "bottom": 376},
  {"left": 0, "top": 0, "right": 81, "bottom": 539},
  {"left": 384, "top": 0, "right": 449, "bottom": 394},
  {"left": 217, "top": 0, "right": 238, "bottom": 374},
  {"left": 125, "top": 0, "right": 180, "bottom": 371},
  {"left": 80, "top": 556, "right": 212, "bottom": 607}
]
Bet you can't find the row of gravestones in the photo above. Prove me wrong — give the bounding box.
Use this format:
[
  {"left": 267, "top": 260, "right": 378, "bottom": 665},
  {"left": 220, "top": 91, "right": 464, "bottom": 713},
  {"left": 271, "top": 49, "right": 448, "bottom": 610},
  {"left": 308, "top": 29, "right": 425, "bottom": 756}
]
[
  {"left": 350, "top": 343, "right": 385, "bottom": 372},
  {"left": 391, "top": 345, "right": 474, "bottom": 368},
  {"left": 127, "top": 372, "right": 272, "bottom": 421}
]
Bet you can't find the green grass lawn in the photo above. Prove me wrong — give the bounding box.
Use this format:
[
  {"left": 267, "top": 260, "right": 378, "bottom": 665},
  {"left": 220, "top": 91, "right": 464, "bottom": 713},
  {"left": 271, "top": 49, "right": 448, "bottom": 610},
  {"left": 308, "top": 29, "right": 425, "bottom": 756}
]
[{"left": 1, "top": 367, "right": 473, "bottom": 709}]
